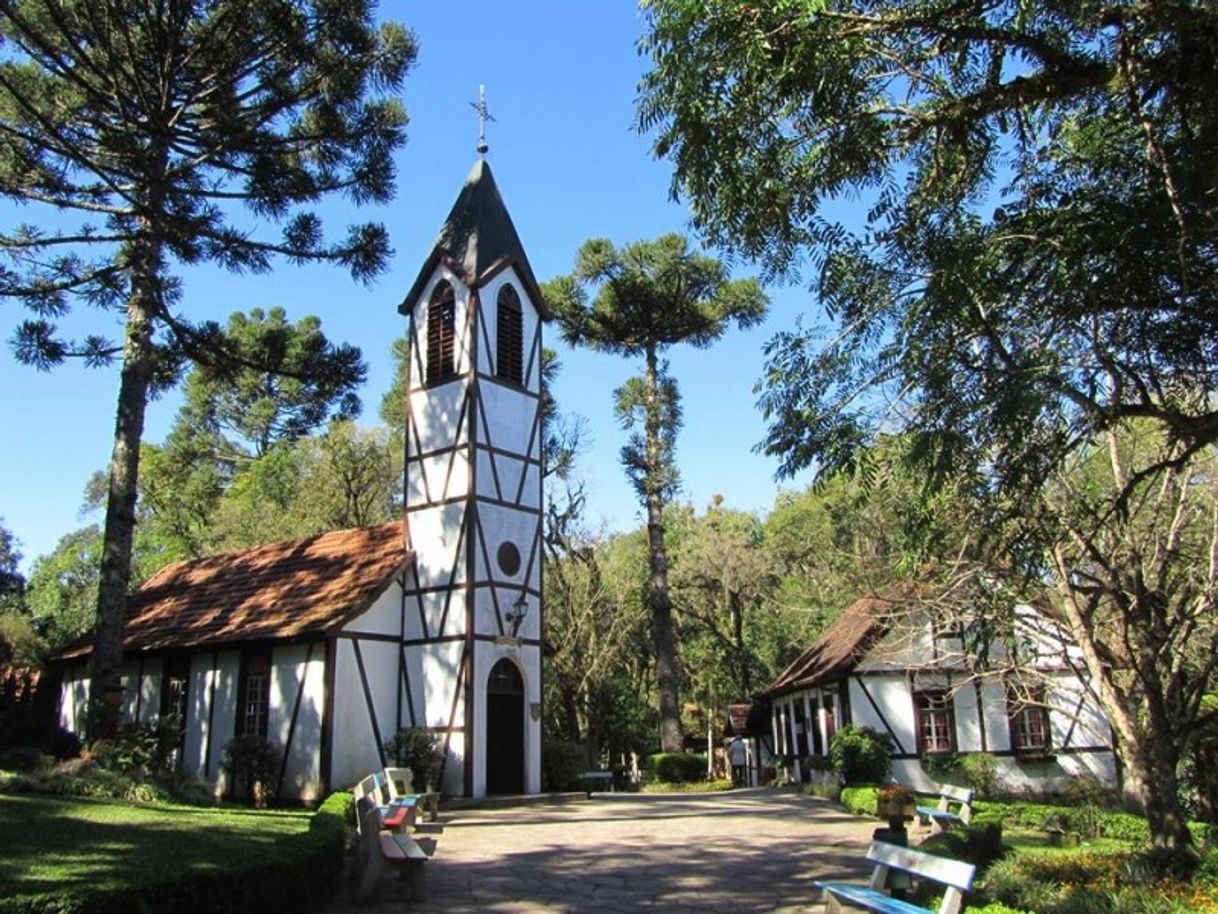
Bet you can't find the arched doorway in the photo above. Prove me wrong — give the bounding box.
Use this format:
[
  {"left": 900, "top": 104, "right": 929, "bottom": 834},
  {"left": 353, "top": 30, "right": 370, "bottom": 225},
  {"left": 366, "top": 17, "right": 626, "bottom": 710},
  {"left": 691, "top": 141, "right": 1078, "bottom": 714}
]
[{"left": 485, "top": 659, "right": 525, "bottom": 794}]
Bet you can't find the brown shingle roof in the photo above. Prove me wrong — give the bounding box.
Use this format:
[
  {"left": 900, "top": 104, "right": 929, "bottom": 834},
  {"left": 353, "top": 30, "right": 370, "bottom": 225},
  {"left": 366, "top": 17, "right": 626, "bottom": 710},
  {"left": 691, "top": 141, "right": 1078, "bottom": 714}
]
[
  {"left": 58, "top": 522, "right": 409, "bottom": 659},
  {"left": 760, "top": 584, "right": 921, "bottom": 698}
]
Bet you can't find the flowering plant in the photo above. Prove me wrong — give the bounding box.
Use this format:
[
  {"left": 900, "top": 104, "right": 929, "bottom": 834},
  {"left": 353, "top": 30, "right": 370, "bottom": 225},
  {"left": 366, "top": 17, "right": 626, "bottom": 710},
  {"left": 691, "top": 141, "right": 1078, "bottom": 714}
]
[{"left": 876, "top": 783, "right": 916, "bottom": 805}]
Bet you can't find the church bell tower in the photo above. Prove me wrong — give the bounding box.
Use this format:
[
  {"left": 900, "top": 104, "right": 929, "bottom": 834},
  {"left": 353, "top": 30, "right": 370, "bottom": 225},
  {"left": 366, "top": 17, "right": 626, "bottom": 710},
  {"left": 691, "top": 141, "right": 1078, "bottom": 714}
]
[{"left": 396, "top": 154, "right": 545, "bottom": 797}]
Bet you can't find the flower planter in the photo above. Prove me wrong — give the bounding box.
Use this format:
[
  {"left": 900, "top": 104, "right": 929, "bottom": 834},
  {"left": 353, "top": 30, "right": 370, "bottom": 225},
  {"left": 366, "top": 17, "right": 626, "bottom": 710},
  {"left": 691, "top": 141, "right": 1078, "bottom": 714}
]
[{"left": 876, "top": 800, "right": 917, "bottom": 820}]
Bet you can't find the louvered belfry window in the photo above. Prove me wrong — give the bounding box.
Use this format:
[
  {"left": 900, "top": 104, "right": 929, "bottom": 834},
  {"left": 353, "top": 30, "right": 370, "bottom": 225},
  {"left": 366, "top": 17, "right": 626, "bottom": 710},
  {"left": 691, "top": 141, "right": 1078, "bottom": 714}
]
[
  {"left": 426, "top": 280, "right": 456, "bottom": 383},
  {"left": 496, "top": 284, "right": 524, "bottom": 384}
]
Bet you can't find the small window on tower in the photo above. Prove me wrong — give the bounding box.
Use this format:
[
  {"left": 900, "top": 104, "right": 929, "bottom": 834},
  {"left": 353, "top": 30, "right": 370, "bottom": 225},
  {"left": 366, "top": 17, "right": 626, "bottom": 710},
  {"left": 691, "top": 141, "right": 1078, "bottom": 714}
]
[
  {"left": 496, "top": 285, "right": 523, "bottom": 385},
  {"left": 426, "top": 281, "right": 456, "bottom": 383}
]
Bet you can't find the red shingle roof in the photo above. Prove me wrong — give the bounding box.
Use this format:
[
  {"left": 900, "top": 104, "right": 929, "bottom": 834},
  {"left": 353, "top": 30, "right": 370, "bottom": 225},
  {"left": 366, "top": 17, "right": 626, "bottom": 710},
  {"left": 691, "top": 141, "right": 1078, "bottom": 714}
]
[
  {"left": 59, "top": 522, "right": 409, "bottom": 659},
  {"left": 760, "top": 584, "right": 921, "bottom": 698}
]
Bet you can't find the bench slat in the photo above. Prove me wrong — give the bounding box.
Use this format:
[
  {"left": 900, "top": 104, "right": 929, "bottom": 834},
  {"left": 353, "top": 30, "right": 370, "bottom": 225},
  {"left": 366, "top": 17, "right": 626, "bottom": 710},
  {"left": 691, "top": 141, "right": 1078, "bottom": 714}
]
[
  {"left": 815, "top": 882, "right": 934, "bottom": 914},
  {"left": 385, "top": 833, "right": 428, "bottom": 861},
  {"left": 865, "top": 842, "right": 975, "bottom": 892}
]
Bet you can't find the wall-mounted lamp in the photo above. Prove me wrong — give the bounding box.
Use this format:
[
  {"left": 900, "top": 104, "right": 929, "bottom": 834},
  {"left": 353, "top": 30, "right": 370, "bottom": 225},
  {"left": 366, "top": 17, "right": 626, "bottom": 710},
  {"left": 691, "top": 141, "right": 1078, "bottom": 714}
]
[{"left": 505, "top": 593, "right": 528, "bottom": 638}]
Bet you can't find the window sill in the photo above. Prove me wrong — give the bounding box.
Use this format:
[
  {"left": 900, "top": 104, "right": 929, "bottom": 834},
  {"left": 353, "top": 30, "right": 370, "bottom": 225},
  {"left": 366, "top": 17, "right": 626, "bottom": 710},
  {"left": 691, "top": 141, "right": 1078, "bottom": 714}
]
[{"left": 1013, "top": 750, "right": 1056, "bottom": 763}]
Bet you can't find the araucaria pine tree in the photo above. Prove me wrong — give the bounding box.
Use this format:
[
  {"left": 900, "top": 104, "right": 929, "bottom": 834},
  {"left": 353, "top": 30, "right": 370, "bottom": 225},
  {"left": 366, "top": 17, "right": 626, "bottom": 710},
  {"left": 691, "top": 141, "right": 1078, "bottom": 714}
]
[
  {"left": 545, "top": 234, "right": 767, "bottom": 752},
  {"left": 0, "top": 0, "right": 416, "bottom": 736}
]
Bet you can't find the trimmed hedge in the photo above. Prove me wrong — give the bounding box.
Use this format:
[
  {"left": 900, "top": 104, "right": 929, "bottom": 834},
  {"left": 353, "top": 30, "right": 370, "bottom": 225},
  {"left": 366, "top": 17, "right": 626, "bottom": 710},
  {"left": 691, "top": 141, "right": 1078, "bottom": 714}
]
[
  {"left": 839, "top": 784, "right": 879, "bottom": 816},
  {"left": 543, "top": 741, "right": 587, "bottom": 791},
  {"left": 648, "top": 752, "right": 707, "bottom": 783},
  {"left": 0, "top": 792, "right": 353, "bottom": 914}
]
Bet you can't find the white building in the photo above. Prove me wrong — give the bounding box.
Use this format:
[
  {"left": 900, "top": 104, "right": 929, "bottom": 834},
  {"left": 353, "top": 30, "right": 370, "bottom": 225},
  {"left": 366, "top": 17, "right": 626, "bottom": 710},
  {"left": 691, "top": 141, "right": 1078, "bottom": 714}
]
[
  {"left": 57, "top": 159, "right": 546, "bottom": 802},
  {"left": 762, "top": 585, "right": 1118, "bottom": 794}
]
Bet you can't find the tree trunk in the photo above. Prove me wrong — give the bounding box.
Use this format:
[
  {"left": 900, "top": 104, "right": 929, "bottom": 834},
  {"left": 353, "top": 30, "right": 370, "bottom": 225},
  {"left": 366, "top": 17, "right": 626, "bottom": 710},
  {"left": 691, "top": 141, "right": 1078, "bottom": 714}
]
[
  {"left": 88, "top": 248, "right": 158, "bottom": 739},
  {"left": 644, "top": 345, "right": 682, "bottom": 752}
]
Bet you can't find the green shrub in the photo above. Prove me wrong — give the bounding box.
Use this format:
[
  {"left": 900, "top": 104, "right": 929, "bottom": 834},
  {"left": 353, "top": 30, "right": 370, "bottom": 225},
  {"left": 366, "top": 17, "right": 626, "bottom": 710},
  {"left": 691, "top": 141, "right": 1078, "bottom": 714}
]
[
  {"left": 829, "top": 726, "right": 893, "bottom": 785},
  {"left": 839, "top": 784, "right": 878, "bottom": 816},
  {"left": 960, "top": 752, "right": 1000, "bottom": 799},
  {"left": 648, "top": 752, "right": 706, "bottom": 783},
  {"left": 0, "top": 746, "right": 47, "bottom": 773},
  {"left": 804, "top": 781, "right": 841, "bottom": 802},
  {"left": 91, "top": 717, "right": 183, "bottom": 777},
  {"left": 383, "top": 727, "right": 445, "bottom": 791},
  {"left": 543, "top": 741, "right": 587, "bottom": 791},
  {"left": 920, "top": 821, "right": 1008, "bottom": 871},
  {"left": 221, "top": 734, "right": 278, "bottom": 806}
]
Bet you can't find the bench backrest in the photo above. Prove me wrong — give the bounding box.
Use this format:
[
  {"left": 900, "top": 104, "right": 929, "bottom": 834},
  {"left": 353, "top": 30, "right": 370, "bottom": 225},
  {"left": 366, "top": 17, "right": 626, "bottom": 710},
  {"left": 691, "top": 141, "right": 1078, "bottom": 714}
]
[
  {"left": 938, "top": 784, "right": 972, "bottom": 805},
  {"left": 353, "top": 774, "right": 378, "bottom": 806},
  {"left": 355, "top": 794, "right": 380, "bottom": 842},
  {"left": 866, "top": 841, "right": 975, "bottom": 914},
  {"left": 383, "top": 766, "right": 415, "bottom": 800},
  {"left": 865, "top": 841, "right": 975, "bottom": 891},
  {"left": 935, "top": 784, "right": 973, "bottom": 824}
]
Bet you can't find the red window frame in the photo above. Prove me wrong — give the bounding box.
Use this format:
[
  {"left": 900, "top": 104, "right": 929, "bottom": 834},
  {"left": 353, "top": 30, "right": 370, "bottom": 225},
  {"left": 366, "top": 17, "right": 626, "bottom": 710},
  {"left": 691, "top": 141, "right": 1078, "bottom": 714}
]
[{"left": 914, "top": 690, "right": 956, "bottom": 755}]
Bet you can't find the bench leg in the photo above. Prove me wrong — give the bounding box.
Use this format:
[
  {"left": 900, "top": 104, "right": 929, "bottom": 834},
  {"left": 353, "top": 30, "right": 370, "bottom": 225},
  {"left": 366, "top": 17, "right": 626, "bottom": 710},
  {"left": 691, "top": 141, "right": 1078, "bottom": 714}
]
[
  {"left": 400, "top": 859, "right": 426, "bottom": 901},
  {"left": 824, "top": 893, "right": 842, "bottom": 914},
  {"left": 355, "top": 839, "right": 387, "bottom": 901}
]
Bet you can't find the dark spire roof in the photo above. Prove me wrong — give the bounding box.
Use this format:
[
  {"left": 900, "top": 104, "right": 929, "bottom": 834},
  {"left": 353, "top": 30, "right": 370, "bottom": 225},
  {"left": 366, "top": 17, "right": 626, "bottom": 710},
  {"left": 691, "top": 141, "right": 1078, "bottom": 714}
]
[{"left": 400, "top": 160, "right": 548, "bottom": 317}]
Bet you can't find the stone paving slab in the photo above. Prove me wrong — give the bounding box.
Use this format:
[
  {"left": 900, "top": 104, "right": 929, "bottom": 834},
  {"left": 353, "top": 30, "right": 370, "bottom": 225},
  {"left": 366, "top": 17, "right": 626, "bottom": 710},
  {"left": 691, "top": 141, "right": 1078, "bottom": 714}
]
[{"left": 325, "top": 787, "right": 878, "bottom": 913}]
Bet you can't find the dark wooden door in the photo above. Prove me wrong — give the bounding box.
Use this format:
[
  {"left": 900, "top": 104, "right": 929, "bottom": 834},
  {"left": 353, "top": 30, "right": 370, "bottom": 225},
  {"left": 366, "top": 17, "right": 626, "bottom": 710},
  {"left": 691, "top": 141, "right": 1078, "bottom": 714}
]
[{"left": 486, "top": 660, "right": 524, "bottom": 794}]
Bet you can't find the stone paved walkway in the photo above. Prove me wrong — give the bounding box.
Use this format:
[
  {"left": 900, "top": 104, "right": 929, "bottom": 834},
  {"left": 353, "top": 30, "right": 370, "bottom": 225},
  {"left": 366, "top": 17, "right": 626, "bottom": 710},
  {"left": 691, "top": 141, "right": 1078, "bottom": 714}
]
[{"left": 325, "top": 787, "right": 878, "bottom": 913}]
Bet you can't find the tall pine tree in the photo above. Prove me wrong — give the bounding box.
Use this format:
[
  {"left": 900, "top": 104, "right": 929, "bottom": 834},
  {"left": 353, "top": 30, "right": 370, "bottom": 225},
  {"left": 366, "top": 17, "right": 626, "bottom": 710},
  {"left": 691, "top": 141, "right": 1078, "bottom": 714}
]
[{"left": 0, "top": 0, "right": 415, "bottom": 735}]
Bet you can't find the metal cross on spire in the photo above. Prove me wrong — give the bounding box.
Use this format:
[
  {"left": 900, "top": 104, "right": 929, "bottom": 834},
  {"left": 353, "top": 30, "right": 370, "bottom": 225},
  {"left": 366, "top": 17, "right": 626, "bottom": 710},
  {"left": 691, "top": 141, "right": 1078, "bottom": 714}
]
[{"left": 470, "top": 85, "right": 494, "bottom": 157}]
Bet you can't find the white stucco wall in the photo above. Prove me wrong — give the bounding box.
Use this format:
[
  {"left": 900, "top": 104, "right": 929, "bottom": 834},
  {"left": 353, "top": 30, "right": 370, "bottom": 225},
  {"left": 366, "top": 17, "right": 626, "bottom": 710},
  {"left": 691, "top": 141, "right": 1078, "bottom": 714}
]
[
  {"left": 268, "top": 643, "right": 326, "bottom": 802},
  {"left": 332, "top": 584, "right": 404, "bottom": 790}
]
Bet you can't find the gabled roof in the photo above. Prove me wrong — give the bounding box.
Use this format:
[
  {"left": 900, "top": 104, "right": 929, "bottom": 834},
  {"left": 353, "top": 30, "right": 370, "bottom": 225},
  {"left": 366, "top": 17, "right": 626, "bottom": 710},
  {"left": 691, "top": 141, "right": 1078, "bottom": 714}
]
[
  {"left": 400, "top": 159, "right": 548, "bottom": 317},
  {"left": 760, "top": 584, "right": 921, "bottom": 699},
  {"left": 58, "top": 522, "right": 409, "bottom": 659}
]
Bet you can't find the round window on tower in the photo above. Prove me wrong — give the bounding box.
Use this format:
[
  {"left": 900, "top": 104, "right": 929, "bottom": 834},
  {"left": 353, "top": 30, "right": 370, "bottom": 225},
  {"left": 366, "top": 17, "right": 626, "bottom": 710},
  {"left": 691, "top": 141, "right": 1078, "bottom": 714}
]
[{"left": 497, "top": 542, "right": 521, "bottom": 577}]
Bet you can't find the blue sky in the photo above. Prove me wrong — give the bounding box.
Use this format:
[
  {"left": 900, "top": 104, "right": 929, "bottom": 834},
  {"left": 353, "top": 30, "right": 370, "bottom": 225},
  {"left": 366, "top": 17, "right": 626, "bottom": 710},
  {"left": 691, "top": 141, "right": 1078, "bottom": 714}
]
[{"left": 0, "top": 2, "right": 824, "bottom": 572}]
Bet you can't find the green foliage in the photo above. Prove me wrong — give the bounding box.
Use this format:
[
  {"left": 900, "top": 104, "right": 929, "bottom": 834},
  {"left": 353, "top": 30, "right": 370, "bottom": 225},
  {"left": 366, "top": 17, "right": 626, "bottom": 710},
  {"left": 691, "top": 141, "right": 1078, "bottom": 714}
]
[
  {"left": 0, "top": 614, "right": 43, "bottom": 667},
  {"left": 383, "top": 727, "right": 444, "bottom": 792},
  {"left": 959, "top": 753, "right": 1000, "bottom": 800},
  {"left": 640, "top": 0, "right": 1218, "bottom": 851},
  {"left": 921, "top": 822, "right": 1008, "bottom": 872},
  {"left": 222, "top": 734, "right": 278, "bottom": 806},
  {"left": 829, "top": 725, "right": 893, "bottom": 786},
  {"left": 91, "top": 718, "right": 182, "bottom": 778},
  {"left": 543, "top": 741, "right": 588, "bottom": 792},
  {"left": 647, "top": 752, "right": 706, "bottom": 784},
  {"left": 0, "top": 520, "right": 24, "bottom": 616},
  {"left": 180, "top": 308, "right": 364, "bottom": 458},
  {"left": 839, "top": 785, "right": 878, "bottom": 817}
]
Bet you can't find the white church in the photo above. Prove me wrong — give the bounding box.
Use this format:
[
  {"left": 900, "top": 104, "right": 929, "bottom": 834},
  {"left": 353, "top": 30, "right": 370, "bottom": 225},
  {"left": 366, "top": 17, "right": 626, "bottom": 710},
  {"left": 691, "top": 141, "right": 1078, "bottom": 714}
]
[{"left": 55, "top": 157, "right": 546, "bottom": 802}]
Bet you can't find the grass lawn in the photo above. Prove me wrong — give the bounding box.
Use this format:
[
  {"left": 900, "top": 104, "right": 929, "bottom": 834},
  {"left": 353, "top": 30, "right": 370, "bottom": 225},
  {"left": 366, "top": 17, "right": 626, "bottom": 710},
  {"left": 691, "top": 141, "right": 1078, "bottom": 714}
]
[{"left": 0, "top": 793, "right": 312, "bottom": 904}]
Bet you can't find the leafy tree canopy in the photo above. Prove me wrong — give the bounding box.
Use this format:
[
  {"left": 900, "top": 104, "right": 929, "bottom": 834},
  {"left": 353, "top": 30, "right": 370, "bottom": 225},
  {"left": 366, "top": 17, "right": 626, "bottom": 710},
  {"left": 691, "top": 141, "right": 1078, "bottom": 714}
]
[
  {"left": 639, "top": 0, "right": 1218, "bottom": 488},
  {"left": 179, "top": 307, "right": 365, "bottom": 458}
]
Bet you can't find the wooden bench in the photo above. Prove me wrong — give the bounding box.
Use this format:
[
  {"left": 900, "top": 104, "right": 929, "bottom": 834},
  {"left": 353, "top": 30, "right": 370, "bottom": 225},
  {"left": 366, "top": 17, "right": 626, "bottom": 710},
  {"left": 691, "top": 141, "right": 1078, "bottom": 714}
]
[
  {"left": 580, "top": 770, "right": 614, "bottom": 795},
  {"left": 384, "top": 766, "right": 440, "bottom": 822},
  {"left": 353, "top": 773, "right": 418, "bottom": 833},
  {"left": 355, "top": 796, "right": 428, "bottom": 900},
  {"left": 815, "top": 840, "right": 976, "bottom": 914},
  {"left": 915, "top": 784, "right": 973, "bottom": 836}
]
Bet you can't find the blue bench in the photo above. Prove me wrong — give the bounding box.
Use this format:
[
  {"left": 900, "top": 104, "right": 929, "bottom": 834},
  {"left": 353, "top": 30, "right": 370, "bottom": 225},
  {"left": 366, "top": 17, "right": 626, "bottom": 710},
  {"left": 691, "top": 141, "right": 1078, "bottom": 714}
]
[
  {"left": 915, "top": 784, "right": 973, "bottom": 836},
  {"left": 816, "top": 840, "right": 975, "bottom": 914}
]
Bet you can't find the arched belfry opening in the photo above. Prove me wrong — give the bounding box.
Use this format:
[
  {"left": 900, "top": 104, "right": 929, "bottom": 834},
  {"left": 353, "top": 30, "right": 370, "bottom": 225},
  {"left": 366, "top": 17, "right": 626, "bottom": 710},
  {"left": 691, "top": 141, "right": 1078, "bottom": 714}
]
[{"left": 485, "top": 658, "right": 525, "bottom": 794}]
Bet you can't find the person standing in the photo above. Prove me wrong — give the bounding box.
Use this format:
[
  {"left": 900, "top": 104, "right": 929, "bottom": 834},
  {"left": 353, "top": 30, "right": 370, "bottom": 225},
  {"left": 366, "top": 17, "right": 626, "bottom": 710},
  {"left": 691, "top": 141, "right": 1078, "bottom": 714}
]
[{"left": 728, "top": 736, "right": 747, "bottom": 787}]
